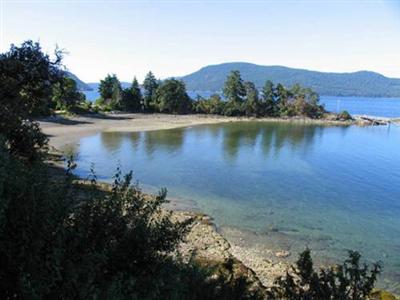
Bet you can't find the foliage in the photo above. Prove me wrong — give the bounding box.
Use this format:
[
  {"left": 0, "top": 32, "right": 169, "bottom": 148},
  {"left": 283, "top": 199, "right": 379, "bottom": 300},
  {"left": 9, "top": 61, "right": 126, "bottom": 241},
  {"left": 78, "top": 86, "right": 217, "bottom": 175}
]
[
  {"left": 98, "top": 74, "right": 122, "bottom": 110},
  {"left": 121, "top": 77, "right": 142, "bottom": 112},
  {"left": 243, "top": 81, "right": 260, "bottom": 117},
  {"left": 0, "top": 40, "right": 63, "bottom": 160},
  {"left": 338, "top": 110, "right": 353, "bottom": 121},
  {"left": 223, "top": 70, "right": 246, "bottom": 104},
  {"left": 269, "top": 248, "right": 382, "bottom": 300},
  {"left": 0, "top": 143, "right": 264, "bottom": 299},
  {"left": 143, "top": 71, "right": 159, "bottom": 112},
  {"left": 153, "top": 79, "right": 192, "bottom": 114},
  {"left": 52, "top": 76, "right": 86, "bottom": 111},
  {"left": 194, "top": 71, "right": 325, "bottom": 118},
  {"left": 261, "top": 80, "right": 276, "bottom": 116},
  {"left": 193, "top": 94, "right": 225, "bottom": 115}
]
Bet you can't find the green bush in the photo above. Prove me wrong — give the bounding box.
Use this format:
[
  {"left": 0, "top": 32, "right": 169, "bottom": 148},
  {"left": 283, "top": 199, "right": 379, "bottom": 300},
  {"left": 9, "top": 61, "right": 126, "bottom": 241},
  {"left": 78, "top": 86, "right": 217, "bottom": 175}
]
[
  {"left": 268, "top": 248, "right": 382, "bottom": 300},
  {"left": 338, "top": 110, "right": 352, "bottom": 121},
  {"left": 193, "top": 94, "right": 225, "bottom": 115}
]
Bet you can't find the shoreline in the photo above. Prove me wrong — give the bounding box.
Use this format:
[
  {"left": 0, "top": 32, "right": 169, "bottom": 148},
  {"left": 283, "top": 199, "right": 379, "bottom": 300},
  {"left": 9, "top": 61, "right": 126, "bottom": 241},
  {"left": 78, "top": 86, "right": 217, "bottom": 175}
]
[
  {"left": 39, "top": 112, "right": 374, "bottom": 149},
  {"left": 41, "top": 113, "right": 399, "bottom": 296}
]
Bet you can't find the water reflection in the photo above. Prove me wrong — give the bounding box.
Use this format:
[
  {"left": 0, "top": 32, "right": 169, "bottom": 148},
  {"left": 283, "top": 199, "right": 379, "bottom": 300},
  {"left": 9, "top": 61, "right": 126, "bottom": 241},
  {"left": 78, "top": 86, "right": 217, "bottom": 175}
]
[
  {"left": 142, "top": 129, "right": 185, "bottom": 157},
  {"left": 100, "top": 132, "right": 125, "bottom": 153},
  {"left": 98, "top": 122, "right": 348, "bottom": 163},
  {"left": 217, "top": 122, "right": 336, "bottom": 161}
]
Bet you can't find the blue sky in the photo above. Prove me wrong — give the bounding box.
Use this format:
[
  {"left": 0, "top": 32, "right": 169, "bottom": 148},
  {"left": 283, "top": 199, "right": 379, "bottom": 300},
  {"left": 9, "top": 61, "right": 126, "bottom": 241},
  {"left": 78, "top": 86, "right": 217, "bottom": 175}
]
[{"left": 1, "top": 0, "right": 400, "bottom": 82}]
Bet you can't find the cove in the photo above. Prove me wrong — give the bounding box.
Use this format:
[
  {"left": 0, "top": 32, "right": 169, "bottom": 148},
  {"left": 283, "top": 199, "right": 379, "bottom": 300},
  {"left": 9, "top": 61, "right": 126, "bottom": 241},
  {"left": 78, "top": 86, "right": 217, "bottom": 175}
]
[{"left": 66, "top": 121, "right": 400, "bottom": 292}]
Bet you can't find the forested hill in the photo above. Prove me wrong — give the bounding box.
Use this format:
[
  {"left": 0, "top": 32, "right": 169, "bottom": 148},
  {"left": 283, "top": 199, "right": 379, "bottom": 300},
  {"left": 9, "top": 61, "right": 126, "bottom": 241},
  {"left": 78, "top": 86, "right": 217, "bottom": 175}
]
[
  {"left": 179, "top": 62, "right": 400, "bottom": 97},
  {"left": 65, "top": 71, "right": 92, "bottom": 91}
]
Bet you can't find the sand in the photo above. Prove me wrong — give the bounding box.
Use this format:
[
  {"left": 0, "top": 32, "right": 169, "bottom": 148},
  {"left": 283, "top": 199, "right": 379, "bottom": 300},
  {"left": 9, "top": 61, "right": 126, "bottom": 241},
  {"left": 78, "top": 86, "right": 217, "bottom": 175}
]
[
  {"left": 39, "top": 113, "right": 239, "bottom": 149},
  {"left": 39, "top": 112, "right": 358, "bottom": 149}
]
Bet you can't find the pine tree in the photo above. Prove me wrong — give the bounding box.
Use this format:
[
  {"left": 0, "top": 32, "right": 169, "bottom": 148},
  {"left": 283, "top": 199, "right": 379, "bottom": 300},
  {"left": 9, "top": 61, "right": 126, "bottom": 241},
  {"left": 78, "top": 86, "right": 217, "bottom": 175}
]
[{"left": 143, "top": 71, "right": 159, "bottom": 112}]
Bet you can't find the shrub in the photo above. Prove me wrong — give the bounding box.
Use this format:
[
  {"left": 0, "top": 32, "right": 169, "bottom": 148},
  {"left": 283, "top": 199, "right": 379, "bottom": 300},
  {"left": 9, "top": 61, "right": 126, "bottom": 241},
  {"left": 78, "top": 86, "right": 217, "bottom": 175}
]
[
  {"left": 269, "top": 248, "right": 382, "bottom": 300},
  {"left": 193, "top": 94, "right": 225, "bottom": 115},
  {"left": 338, "top": 110, "right": 352, "bottom": 121}
]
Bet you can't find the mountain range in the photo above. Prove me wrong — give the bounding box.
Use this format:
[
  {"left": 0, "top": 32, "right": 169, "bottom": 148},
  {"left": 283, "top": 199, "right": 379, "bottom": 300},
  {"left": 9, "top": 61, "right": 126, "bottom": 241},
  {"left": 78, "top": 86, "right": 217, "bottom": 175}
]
[
  {"left": 179, "top": 63, "right": 400, "bottom": 97},
  {"left": 69, "top": 62, "right": 400, "bottom": 97}
]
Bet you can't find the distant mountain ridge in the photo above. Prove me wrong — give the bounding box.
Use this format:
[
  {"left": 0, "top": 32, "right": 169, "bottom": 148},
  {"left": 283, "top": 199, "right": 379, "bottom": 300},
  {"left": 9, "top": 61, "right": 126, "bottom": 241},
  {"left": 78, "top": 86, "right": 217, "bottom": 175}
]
[
  {"left": 179, "top": 62, "right": 400, "bottom": 97},
  {"left": 65, "top": 71, "right": 93, "bottom": 91}
]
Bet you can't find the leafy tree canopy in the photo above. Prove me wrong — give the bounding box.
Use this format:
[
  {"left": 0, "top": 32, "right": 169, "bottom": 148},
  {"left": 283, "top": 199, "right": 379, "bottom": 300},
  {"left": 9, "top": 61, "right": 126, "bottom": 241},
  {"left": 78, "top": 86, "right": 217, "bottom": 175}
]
[
  {"left": 223, "top": 70, "right": 246, "bottom": 103},
  {"left": 154, "top": 79, "right": 191, "bottom": 114},
  {"left": 0, "top": 40, "right": 63, "bottom": 160},
  {"left": 143, "top": 71, "right": 159, "bottom": 112},
  {"left": 121, "top": 77, "right": 142, "bottom": 112}
]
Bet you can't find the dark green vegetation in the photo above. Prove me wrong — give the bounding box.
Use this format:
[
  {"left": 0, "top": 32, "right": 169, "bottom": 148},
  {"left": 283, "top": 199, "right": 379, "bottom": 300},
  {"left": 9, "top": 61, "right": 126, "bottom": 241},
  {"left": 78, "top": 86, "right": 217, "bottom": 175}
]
[
  {"left": 96, "top": 69, "right": 325, "bottom": 118},
  {"left": 96, "top": 72, "right": 192, "bottom": 114},
  {"left": 0, "top": 149, "right": 266, "bottom": 299},
  {"left": 180, "top": 62, "right": 400, "bottom": 97},
  {"left": 338, "top": 110, "right": 353, "bottom": 121},
  {"left": 269, "top": 249, "right": 382, "bottom": 300},
  {"left": 195, "top": 71, "right": 325, "bottom": 117},
  {"left": 0, "top": 40, "right": 384, "bottom": 299}
]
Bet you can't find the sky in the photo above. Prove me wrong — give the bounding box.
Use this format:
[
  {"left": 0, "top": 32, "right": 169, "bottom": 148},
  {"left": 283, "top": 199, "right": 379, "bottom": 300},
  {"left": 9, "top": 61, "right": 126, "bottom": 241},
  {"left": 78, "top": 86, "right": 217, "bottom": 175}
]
[{"left": 1, "top": 0, "right": 400, "bottom": 82}]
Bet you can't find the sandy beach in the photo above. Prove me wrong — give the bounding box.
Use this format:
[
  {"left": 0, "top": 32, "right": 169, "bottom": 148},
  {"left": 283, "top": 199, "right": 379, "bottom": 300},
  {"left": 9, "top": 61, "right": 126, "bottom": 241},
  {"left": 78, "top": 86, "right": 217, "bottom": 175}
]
[{"left": 39, "top": 113, "right": 238, "bottom": 148}]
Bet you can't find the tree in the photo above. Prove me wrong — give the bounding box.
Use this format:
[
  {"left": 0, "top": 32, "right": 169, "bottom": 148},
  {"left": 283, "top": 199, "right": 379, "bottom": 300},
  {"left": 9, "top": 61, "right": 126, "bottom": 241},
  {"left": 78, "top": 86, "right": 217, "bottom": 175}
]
[
  {"left": 223, "top": 70, "right": 246, "bottom": 104},
  {"left": 143, "top": 71, "right": 159, "bottom": 112},
  {"left": 275, "top": 83, "right": 290, "bottom": 116},
  {"left": 193, "top": 94, "right": 225, "bottom": 115},
  {"left": 0, "top": 40, "right": 63, "bottom": 160},
  {"left": 121, "top": 77, "right": 142, "bottom": 112},
  {"left": 98, "top": 74, "right": 122, "bottom": 109},
  {"left": 52, "top": 76, "right": 86, "bottom": 110},
  {"left": 153, "top": 79, "right": 191, "bottom": 114},
  {"left": 261, "top": 80, "right": 276, "bottom": 116},
  {"left": 222, "top": 71, "right": 246, "bottom": 116},
  {"left": 244, "top": 81, "right": 260, "bottom": 117},
  {"left": 290, "top": 84, "right": 324, "bottom": 118}
]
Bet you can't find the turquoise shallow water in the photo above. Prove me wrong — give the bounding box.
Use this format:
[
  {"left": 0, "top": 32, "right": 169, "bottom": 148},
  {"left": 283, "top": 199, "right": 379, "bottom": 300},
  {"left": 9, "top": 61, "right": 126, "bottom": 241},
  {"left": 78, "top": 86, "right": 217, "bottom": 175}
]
[{"left": 67, "top": 122, "right": 400, "bottom": 292}]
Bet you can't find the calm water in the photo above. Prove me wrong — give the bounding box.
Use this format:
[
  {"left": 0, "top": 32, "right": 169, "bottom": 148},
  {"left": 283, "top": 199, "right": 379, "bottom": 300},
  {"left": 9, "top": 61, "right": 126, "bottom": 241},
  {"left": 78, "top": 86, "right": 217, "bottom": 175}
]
[
  {"left": 83, "top": 89, "right": 400, "bottom": 118},
  {"left": 67, "top": 122, "right": 400, "bottom": 291},
  {"left": 322, "top": 96, "right": 400, "bottom": 118}
]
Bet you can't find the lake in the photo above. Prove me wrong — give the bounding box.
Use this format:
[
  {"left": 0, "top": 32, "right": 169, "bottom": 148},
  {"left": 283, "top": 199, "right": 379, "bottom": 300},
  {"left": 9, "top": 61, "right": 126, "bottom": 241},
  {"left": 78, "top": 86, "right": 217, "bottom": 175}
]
[
  {"left": 83, "top": 90, "right": 400, "bottom": 118},
  {"left": 67, "top": 121, "right": 400, "bottom": 292}
]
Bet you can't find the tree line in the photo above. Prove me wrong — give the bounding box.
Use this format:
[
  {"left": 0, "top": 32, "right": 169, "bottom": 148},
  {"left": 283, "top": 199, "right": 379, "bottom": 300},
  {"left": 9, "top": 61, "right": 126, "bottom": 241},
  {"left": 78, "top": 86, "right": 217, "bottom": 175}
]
[
  {"left": 0, "top": 40, "right": 348, "bottom": 122},
  {"left": 95, "top": 70, "right": 327, "bottom": 119}
]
